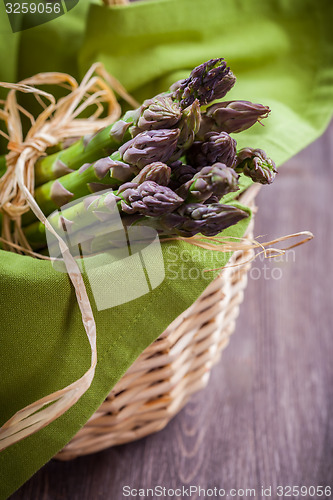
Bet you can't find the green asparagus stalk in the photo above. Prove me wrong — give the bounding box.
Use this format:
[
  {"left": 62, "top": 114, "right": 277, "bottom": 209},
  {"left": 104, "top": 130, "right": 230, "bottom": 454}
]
[
  {"left": 34, "top": 119, "right": 133, "bottom": 187},
  {"left": 33, "top": 94, "right": 182, "bottom": 187},
  {"left": 22, "top": 129, "right": 180, "bottom": 225},
  {"left": 23, "top": 173, "right": 182, "bottom": 249},
  {"left": 234, "top": 148, "right": 277, "bottom": 184},
  {"left": 23, "top": 157, "right": 135, "bottom": 226}
]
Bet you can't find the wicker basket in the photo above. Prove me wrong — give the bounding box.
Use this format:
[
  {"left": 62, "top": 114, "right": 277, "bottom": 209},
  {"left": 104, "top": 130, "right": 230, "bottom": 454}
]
[{"left": 55, "top": 187, "right": 258, "bottom": 460}]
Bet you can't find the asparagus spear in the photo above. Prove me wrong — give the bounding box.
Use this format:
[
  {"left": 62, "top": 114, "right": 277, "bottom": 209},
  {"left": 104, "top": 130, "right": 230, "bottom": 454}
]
[
  {"left": 234, "top": 148, "right": 277, "bottom": 184},
  {"left": 117, "top": 128, "right": 179, "bottom": 169},
  {"left": 2, "top": 59, "right": 236, "bottom": 187},
  {"left": 136, "top": 202, "right": 249, "bottom": 237},
  {"left": 33, "top": 119, "right": 132, "bottom": 187},
  {"left": 22, "top": 159, "right": 245, "bottom": 249},
  {"left": 118, "top": 180, "right": 183, "bottom": 216},
  {"left": 197, "top": 100, "right": 271, "bottom": 138},
  {"left": 186, "top": 131, "right": 237, "bottom": 170},
  {"left": 171, "top": 58, "right": 236, "bottom": 109},
  {"left": 23, "top": 163, "right": 176, "bottom": 248},
  {"left": 176, "top": 163, "right": 239, "bottom": 203},
  {"left": 22, "top": 129, "right": 180, "bottom": 225},
  {"left": 82, "top": 201, "right": 249, "bottom": 255},
  {"left": 26, "top": 198, "right": 248, "bottom": 251},
  {"left": 33, "top": 94, "right": 183, "bottom": 187},
  {"left": 33, "top": 56, "right": 231, "bottom": 187}
]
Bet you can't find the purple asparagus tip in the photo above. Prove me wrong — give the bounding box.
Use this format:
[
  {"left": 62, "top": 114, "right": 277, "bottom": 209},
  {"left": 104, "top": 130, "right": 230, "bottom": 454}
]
[
  {"left": 186, "top": 131, "right": 237, "bottom": 170},
  {"left": 171, "top": 58, "right": 236, "bottom": 109},
  {"left": 235, "top": 148, "right": 277, "bottom": 184}
]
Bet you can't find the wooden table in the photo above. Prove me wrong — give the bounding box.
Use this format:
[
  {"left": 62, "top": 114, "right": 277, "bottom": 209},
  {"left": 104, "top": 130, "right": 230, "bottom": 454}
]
[{"left": 10, "top": 123, "right": 333, "bottom": 500}]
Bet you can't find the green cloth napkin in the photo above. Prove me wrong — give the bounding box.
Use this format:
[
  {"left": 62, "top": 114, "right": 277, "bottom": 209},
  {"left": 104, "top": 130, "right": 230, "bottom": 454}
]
[{"left": 1, "top": 0, "right": 333, "bottom": 497}]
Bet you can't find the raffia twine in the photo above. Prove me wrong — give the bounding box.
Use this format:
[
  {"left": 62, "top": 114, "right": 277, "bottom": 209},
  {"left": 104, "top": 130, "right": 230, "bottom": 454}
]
[{"left": 0, "top": 66, "right": 313, "bottom": 452}]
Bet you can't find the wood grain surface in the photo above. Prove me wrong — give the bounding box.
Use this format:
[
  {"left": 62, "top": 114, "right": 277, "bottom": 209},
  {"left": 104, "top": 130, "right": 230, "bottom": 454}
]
[{"left": 9, "top": 123, "right": 333, "bottom": 500}]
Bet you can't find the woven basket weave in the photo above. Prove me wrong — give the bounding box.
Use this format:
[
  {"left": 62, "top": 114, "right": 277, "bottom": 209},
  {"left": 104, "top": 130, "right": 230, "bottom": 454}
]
[{"left": 55, "top": 187, "right": 258, "bottom": 460}]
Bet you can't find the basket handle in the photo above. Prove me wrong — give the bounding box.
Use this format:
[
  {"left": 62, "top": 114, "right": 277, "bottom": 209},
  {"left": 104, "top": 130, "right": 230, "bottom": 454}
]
[{"left": 102, "top": 0, "right": 130, "bottom": 5}]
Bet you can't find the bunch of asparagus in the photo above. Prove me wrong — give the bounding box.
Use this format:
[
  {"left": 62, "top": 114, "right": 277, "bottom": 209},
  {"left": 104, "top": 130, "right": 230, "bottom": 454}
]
[{"left": 19, "top": 58, "right": 277, "bottom": 251}]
